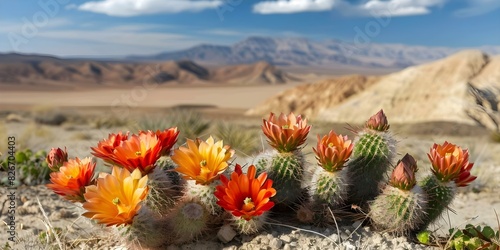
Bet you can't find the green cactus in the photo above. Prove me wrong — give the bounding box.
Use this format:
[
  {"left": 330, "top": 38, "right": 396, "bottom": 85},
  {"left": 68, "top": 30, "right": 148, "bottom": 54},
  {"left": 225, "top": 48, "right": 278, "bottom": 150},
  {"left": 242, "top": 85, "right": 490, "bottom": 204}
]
[
  {"left": 418, "top": 175, "right": 456, "bottom": 230},
  {"left": 369, "top": 153, "right": 427, "bottom": 235},
  {"left": 254, "top": 150, "right": 305, "bottom": 206},
  {"left": 370, "top": 185, "right": 427, "bottom": 235},
  {"left": 118, "top": 206, "right": 169, "bottom": 249},
  {"left": 144, "top": 166, "right": 179, "bottom": 215},
  {"left": 309, "top": 168, "right": 349, "bottom": 206},
  {"left": 185, "top": 180, "right": 221, "bottom": 215},
  {"left": 346, "top": 130, "right": 396, "bottom": 207},
  {"left": 168, "top": 198, "right": 209, "bottom": 244}
]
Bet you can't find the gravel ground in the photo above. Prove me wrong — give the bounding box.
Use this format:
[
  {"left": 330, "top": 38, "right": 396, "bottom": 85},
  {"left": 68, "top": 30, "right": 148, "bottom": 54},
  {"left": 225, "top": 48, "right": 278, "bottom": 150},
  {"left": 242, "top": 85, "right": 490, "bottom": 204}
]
[{"left": 4, "top": 184, "right": 497, "bottom": 249}]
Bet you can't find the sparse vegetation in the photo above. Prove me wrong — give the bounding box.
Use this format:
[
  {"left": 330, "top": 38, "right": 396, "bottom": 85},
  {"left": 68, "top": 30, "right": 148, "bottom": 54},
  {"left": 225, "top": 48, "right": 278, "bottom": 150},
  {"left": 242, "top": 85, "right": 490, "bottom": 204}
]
[
  {"left": 17, "top": 123, "right": 55, "bottom": 150},
  {"left": 138, "top": 108, "right": 211, "bottom": 145},
  {"left": 214, "top": 122, "right": 259, "bottom": 156},
  {"left": 32, "top": 106, "right": 67, "bottom": 126},
  {"left": 90, "top": 115, "right": 132, "bottom": 129}
]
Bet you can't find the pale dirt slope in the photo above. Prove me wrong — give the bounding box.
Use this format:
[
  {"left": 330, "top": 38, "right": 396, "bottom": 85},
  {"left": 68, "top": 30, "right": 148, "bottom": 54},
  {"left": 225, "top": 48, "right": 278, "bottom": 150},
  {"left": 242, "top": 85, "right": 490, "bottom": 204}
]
[{"left": 249, "top": 50, "right": 500, "bottom": 126}]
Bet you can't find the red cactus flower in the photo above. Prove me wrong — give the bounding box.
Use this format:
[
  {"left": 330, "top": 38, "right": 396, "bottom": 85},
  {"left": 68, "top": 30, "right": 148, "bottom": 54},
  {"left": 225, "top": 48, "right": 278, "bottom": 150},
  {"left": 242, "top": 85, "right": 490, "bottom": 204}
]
[
  {"left": 46, "top": 157, "right": 96, "bottom": 203},
  {"left": 91, "top": 132, "right": 129, "bottom": 164},
  {"left": 215, "top": 164, "right": 276, "bottom": 221},
  {"left": 262, "top": 112, "right": 311, "bottom": 152},
  {"left": 366, "top": 109, "right": 390, "bottom": 131},
  {"left": 390, "top": 154, "right": 418, "bottom": 190},
  {"left": 46, "top": 147, "right": 68, "bottom": 171},
  {"left": 427, "top": 141, "right": 475, "bottom": 184},
  {"left": 313, "top": 130, "right": 353, "bottom": 172},
  {"left": 454, "top": 161, "right": 477, "bottom": 187},
  {"left": 112, "top": 131, "right": 163, "bottom": 175},
  {"left": 140, "top": 127, "right": 179, "bottom": 156}
]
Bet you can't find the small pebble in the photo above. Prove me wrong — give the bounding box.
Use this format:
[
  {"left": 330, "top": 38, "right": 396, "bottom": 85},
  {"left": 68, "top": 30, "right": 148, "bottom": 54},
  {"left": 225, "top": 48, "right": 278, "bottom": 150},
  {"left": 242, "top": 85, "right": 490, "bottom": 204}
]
[
  {"left": 270, "top": 238, "right": 283, "bottom": 249},
  {"left": 280, "top": 235, "right": 292, "bottom": 243},
  {"left": 217, "top": 224, "right": 237, "bottom": 243}
]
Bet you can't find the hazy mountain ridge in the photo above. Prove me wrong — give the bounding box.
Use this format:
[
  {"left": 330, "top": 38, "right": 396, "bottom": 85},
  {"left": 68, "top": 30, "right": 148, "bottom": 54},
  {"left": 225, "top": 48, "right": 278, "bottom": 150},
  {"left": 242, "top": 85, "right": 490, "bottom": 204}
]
[
  {"left": 127, "top": 36, "right": 500, "bottom": 68},
  {"left": 0, "top": 56, "right": 294, "bottom": 88}
]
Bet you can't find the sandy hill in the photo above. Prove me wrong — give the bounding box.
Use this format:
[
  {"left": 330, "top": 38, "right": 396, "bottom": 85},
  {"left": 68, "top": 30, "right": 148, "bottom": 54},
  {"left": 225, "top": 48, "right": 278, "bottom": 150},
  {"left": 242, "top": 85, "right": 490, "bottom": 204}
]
[
  {"left": 245, "top": 74, "right": 380, "bottom": 118},
  {"left": 0, "top": 56, "right": 295, "bottom": 89},
  {"left": 248, "top": 50, "right": 500, "bottom": 128}
]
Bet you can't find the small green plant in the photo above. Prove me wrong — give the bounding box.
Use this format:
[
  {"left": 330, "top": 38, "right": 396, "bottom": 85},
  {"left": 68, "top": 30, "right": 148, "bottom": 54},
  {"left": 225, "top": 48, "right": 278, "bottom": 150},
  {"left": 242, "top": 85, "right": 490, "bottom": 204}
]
[
  {"left": 1, "top": 149, "right": 50, "bottom": 186},
  {"left": 448, "top": 224, "right": 500, "bottom": 250}
]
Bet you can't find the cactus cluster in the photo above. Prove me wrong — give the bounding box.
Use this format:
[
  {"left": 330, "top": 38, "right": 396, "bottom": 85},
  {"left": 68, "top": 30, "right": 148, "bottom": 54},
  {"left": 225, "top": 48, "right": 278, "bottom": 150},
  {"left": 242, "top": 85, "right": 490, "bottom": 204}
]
[{"left": 44, "top": 110, "right": 478, "bottom": 248}]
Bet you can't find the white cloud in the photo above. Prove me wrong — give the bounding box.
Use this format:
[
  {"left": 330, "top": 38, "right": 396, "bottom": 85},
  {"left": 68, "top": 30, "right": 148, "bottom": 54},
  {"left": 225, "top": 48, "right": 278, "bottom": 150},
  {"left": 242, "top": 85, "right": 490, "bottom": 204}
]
[
  {"left": 454, "top": 0, "right": 500, "bottom": 17},
  {"left": 78, "top": 0, "right": 224, "bottom": 17},
  {"left": 253, "top": 0, "right": 337, "bottom": 14},
  {"left": 358, "top": 0, "right": 447, "bottom": 17},
  {"left": 253, "top": 0, "right": 448, "bottom": 16}
]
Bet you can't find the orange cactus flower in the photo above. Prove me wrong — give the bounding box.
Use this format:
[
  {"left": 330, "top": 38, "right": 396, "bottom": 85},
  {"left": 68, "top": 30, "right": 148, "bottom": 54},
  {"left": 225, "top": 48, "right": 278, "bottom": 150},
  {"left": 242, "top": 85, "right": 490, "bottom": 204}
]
[
  {"left": 171, "top": 136, "right": 234, "bottom": 185},
  {"left": 427, "top": 141, "right": 475, "bottom": 183},
  {"left": 215, "top": 164, "right": 276, "bottom": 221},
  {"left": 262, "top": 112, "right": 311, "bottom": 152},
  {"left": 91, "top": 132, "right": 129, "bottom": 164},
  {"left": 313, "top": 130, "right": 353, "bottom": 172},
  {"left": 46, "top": 157, "right": 96, "bottom": 203},
  {"left": 46, "top": 147, "right": 68, "bottom": 171},
  {"left": 82, "top": 166, "right": 149, "bottom": 227},
  {"left": 366, "top": 109, "right": 390, "bottom": 131},
  {"left": 112, "top": 131, "right": 163, "bottom": 175},
  {"left": 390, "top": 154, "right": 418, "bottom": 190},
  {"left": 140, "top": 127, "right": 179, "bottom": 156}
]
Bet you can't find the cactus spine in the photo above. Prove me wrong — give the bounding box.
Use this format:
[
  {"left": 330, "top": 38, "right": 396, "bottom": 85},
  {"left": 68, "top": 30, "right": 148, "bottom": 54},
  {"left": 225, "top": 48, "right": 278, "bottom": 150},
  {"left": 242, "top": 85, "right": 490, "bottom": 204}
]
[
  {"left": 233, "top": 213, "right": 268, "bottom": 235},
  {"left": 255, "top": 150, "right": 305, "bottom": 205},
  {"left": 310, "top": 168, "right": 349, "bottom": 206},
  {"left": 145, "top": 166, "right": 179, "bottom": 215},
  {"left": 418, "top": 175, "right": 456, "bottom": 230},
  {"left": 346, "top": 110, "right": 396, "bottom": 207},
  {"left": 415, "top": 141, "right": 476, "bottom": 231},
  {"left": 167, "top": 198, "right": 209, "bottom": 244},
  {"left": 118, "top": 206, "right": 169, "bottom": 249},
  {"left": 370, "top": 154, "right": 428, "bottom": 235},
  {"left": 309, "top": 130, "right": 353, "bottom": 207},
  {"left": 257, "top": 112, "right": 311, "bottom": 207}
]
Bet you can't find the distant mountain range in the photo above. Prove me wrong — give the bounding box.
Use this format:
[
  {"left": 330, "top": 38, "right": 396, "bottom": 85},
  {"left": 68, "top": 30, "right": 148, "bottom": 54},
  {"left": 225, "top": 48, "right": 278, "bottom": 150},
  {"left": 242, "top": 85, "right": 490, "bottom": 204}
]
[
  {"left": 127, "top": 36, "right": 500, "bottom": 68},
  {"left": 0, "top": 53, "right": 295, "bottom": 89}
]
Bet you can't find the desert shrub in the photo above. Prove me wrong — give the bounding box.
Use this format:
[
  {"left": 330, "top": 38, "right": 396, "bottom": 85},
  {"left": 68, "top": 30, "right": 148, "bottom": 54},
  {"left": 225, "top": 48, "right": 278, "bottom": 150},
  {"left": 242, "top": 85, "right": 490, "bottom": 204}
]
[
  {"left": 71, "top": 132, "right": 93, "bottom": 140},
  {"left": 91, "top": 115, "right": 132, "bottom": 129},
  {"left": 0, "top": 148, "right": 50, "bottom": 186},
  {"left": 214, "top": 122, "right": 259, "bottom": 156},
  {"left": 32, "top": 106, "right": 67, "bottom": 126}
]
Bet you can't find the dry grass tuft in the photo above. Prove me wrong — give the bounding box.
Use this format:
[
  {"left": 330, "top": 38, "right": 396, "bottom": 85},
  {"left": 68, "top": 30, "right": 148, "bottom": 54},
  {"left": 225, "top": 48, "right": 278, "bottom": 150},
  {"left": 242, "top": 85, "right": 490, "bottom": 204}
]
[{"left": 32, "top": 105, "right": 67, "bottom": 126}]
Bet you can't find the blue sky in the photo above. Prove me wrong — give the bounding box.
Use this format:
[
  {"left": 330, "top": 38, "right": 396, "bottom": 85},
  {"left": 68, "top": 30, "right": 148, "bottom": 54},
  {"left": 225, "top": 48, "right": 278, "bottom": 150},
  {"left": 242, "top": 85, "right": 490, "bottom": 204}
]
[{"left": 0, "top": 0, "right": 499, "bottom": 57}]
